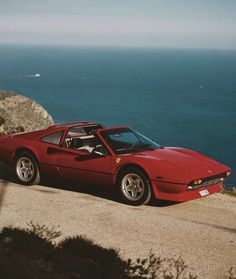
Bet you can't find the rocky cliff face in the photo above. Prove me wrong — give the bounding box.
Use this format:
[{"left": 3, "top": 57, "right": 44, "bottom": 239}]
[{"left": 0, "top": 90, "right": 54, "bottom": 134}]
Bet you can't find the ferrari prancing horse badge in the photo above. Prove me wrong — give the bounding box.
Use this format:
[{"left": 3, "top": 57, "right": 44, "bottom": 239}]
[{"left": 116, "top": 157, "right": 121, "bottom": 164}]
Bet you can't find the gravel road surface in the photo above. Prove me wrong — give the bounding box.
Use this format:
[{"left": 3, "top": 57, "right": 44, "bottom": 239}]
[{"left": 0, "top": 179, "right": 235, "bottom": 279}]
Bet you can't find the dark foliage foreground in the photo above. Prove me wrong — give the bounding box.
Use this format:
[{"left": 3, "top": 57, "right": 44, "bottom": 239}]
[{"left": 0, "top": 222, "right": 235, "bottom": 279}]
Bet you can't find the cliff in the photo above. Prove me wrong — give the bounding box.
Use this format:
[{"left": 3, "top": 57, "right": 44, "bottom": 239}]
[{"left": 0, "top": 90, "right": 53, "bottom": 134}]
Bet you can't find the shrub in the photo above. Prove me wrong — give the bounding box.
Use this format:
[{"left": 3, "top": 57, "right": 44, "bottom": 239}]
[
  {"left": 26, "top": 221, "right": 62, "bottom": 242},
  {"left": 57, "top": 236, "right": 128, "bottom": 278},
  {"left": 0, "top": 249, "right": 62, "bottom": 279},
  {"left": 0, "top": 223, "right": 235, "bottom": 279},
  {"left": 127, "top": 252, "right": 198, "bottom": 279},
  {"left": 227, "top": 268, "right": 236, "bottom": 279},
  {"left": 0, "top": 226, "right": 54, "bottom": 260}
]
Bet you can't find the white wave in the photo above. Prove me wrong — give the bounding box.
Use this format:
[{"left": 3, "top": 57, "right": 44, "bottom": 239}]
[{"left": 23, "top": 73, "right": 41, "bottom": 78}]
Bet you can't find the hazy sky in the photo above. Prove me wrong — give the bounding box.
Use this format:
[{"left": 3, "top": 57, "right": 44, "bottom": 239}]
[{"left": 0, "top": 0, "right": 236, "bottom": 49}]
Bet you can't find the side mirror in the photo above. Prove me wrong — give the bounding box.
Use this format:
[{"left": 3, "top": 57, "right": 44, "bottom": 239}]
[
  {"left": 92, "top": 150, "right": 106, "bottom": 157},
  {"left": 92, "top": 145, "right": 107, "bottom": 157},
  {"left": 75, "top": 145, "right": 107, "bottom": 161},
  {"left": 75, "top": 150, "right": 105, "bottom": 161}
]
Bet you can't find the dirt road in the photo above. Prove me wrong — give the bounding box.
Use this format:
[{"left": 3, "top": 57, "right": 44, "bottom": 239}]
[{"left": 0, "top": 179, "right": 235, "bottom": 279}]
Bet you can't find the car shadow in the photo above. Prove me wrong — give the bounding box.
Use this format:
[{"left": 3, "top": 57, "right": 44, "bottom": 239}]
[
  {"left": 0, "top": 161, "right": 178, "bottom": 208},
  {"left": 0, "top": 161, "right": 14, "bottom": 182},
  {"left": 148, "top": 199, "right": 180, "bottom": 207},
  {"left": 42, "top": 178, "right": 121, "bottom": 204}
]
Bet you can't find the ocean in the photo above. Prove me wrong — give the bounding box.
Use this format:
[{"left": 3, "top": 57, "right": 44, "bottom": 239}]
[{"left": 0, "top": 45, "right": 235, "bottom": 187}]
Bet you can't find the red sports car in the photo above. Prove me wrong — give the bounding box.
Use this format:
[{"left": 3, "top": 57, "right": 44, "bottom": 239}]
[{"left": 0, "top": 121, "right": 231, "bottom": 205}]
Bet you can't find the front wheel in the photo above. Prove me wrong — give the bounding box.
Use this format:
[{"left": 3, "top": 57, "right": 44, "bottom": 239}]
[
  {"left": 117, "top": 167, "right": 152, "bottom": 206},
  {"left": 13, "top": 152, "right": 40, "bottom": 185}
]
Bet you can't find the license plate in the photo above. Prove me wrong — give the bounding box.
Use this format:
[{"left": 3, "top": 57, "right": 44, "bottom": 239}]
[{"left": 199, "top": 189, "right": 209, "bottom": 197}]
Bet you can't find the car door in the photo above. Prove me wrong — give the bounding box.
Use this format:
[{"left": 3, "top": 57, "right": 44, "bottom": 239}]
[
  {"left": 55, "top": 146, "right": 113, "bottom": 186},
  {"left": 39, "top": 130, "right": 65, "bottom": 178}
]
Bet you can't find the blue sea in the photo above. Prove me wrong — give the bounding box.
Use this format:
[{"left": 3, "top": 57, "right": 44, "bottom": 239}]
[{"left": 0, "top": 45, "right": 235, "bottom": 187}]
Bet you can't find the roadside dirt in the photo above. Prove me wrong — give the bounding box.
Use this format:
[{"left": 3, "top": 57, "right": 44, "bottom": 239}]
[{"left": 0, "top": 179, "right": 235, "bottom": 279}]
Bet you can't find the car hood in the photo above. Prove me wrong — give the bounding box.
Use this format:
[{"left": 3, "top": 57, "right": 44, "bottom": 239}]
[{"left": 132, "top": 147, "right": 228, "bottom": 179}]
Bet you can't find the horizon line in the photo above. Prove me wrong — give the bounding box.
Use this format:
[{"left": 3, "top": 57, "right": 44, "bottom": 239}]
[{"left": 0, "top": 42, "right": 236, "bottom": 52}]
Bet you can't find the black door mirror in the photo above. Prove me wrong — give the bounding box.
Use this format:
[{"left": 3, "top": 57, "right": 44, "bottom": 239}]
[
  {"left": 75, "top": 145, "right": 107, "bottom": 161},
  {"left": 92, "top": 145, "right": 107, "bottom": 157}
]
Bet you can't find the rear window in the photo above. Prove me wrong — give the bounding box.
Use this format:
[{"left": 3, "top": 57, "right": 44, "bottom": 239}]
[
  {"left": 67, "top": 127, "right": 87, "bottom": 137},
  {"left": 41, "top": 131, "right": 63, "bottom": 145}
]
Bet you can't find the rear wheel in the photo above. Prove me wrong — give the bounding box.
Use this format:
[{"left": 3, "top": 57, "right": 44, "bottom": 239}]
[
  {"left": 13, "top": 152, "right": 40, "bottom": 185},
  {"left": 117, "top": 167, "right": 152, "bottom": 206}
]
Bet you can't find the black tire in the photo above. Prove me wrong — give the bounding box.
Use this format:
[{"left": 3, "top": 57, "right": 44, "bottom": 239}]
[
  {"left": 116, "top": 167, "right": 152, "bottom": 206},
  {"left": 13, "top": 152, "right": 40, "bottom": 185}
]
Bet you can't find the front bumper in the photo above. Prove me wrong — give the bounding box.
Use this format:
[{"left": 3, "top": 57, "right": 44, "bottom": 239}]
[{"left": 151, "top": 179, "right": 223, "bottom": 202}]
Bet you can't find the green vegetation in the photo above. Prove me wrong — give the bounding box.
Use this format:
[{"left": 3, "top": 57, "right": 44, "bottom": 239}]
[{"left": 0, "top": 222, "right": 235, "bottom": 279}]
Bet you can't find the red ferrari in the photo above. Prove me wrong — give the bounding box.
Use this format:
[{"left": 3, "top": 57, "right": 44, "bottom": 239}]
[{"left": 0, "top": 121, "right": 231, "bottom": 205}]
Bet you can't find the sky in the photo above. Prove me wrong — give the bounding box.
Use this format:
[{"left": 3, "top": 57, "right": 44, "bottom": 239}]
[{"left": 0, "top": 0, "right": 236, "bottom": 49}]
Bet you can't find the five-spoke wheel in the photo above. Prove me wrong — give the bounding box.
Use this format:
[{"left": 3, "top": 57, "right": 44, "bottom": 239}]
[
  {"left": 117, "top": 167, "right": 151, "bottom": 205},
  {"left": 13, "top": 152, "right": 40, "bottom": 185}
]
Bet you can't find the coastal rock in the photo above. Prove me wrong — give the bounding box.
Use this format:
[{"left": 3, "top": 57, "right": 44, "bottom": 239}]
[{"left": 0, "top": 90, "right": 54, "bottom": 134}]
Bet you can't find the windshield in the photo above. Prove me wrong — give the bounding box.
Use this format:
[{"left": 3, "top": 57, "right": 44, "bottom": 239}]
[{"left": 101, "top": 127, "right": 162, "bottom": 154}]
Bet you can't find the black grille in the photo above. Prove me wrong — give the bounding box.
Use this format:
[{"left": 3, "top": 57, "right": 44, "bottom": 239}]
[
  {"left": 188, "top": 172, "right": 227, "bottom": 189},
  {"left": 199, "top": 177, "right": 223, "bottom": 187}
]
